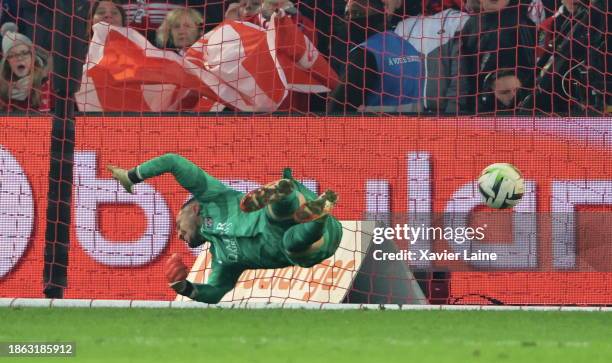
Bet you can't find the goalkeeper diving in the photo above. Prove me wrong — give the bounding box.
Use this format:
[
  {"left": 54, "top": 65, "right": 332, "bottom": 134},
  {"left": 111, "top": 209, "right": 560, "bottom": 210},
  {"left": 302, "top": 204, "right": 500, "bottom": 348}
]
[{"left": 107, "top": 154, "right": 342, "bottom": 303}]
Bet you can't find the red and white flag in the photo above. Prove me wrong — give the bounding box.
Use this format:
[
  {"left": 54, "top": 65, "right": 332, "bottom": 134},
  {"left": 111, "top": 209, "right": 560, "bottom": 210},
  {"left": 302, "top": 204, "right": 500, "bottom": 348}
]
[
  {"left": 268, "top": 14, "right": 339, "bottom": 93},
  {"left": 75, "top": 22, "right": 225, "bottom": 112},
  {"left": 186, "top": 20, "right": 288, "bottom": 112},
  {"left": 184, "top": 13, "right": 339, "bottom": 110},
  {"left": 76, "top": 14, "right": 338, "bottom": 113}
]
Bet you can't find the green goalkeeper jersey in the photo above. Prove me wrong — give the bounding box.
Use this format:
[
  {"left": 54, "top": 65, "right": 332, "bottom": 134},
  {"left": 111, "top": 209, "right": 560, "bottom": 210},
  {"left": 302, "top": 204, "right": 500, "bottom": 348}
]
[{"left": 135, "top": 154, "right": 342, "bottom": 303}]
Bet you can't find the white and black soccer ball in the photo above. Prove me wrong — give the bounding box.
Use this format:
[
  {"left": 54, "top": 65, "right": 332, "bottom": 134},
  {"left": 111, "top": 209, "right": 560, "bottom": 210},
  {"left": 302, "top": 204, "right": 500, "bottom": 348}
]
[{"left": 477, "top": 163, "right": 525, "bottom": 209}]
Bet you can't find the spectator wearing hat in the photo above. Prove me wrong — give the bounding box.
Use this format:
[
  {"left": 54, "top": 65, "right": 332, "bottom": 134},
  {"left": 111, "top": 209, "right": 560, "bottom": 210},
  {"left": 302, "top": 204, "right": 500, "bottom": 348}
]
[{"left": 0, "top": 23, "right": 51, "bottom": 112}]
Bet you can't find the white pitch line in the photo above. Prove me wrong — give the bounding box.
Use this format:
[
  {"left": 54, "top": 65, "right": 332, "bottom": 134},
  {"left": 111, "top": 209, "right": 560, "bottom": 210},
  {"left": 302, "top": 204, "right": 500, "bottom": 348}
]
[{"left": 0, "top": 298, "right": 611, "bottom": 311}]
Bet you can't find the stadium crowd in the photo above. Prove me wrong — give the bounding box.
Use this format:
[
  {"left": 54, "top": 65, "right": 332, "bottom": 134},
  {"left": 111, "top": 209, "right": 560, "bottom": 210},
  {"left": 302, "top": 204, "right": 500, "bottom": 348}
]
[{"left": 0, "top": 0, "right": 608, "bottom": 114}]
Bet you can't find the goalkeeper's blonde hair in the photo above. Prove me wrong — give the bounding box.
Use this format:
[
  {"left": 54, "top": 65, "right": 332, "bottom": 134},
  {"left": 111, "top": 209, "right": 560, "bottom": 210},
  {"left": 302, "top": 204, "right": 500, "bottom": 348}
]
[{"left": 156, "top": 8, "right": 203, "bottom": 49}]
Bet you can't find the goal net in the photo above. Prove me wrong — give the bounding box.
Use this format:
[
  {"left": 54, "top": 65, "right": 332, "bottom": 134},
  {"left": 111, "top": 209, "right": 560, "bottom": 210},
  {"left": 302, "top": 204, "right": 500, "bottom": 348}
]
[{"left": 0, "top": 0, "right": 611, "bottom": 306}]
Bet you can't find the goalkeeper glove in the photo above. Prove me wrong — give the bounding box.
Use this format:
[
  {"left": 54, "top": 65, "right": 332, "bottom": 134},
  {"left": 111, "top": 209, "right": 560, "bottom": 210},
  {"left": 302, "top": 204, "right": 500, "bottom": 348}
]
[
  {"left": 166, "top": 253, "right": 194, "bottom": 297},
  {"left": 169, "top": 280, "right": 195, "bottom": 297},
  {"left": 107, "top": 165, "right": 136, "bottom": 194}
]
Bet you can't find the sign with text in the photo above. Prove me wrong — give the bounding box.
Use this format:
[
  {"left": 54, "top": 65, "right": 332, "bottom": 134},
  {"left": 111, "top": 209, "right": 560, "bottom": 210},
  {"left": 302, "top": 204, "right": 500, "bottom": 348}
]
[{"left": 0, "top": 116, "right": 610, "bottom": 304}]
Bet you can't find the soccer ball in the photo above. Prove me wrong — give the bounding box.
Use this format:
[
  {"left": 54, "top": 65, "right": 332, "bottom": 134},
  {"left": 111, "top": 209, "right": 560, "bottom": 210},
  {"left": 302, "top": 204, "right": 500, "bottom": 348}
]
[{"left": 477, "top": 163, "right": 525, "bottom": 209}]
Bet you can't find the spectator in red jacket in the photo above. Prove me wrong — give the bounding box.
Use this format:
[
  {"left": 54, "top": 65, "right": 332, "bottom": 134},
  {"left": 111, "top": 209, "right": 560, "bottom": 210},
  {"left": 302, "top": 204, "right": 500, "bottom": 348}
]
[{"left": 0, "top": 23, "right": 51, "bottom": 112}]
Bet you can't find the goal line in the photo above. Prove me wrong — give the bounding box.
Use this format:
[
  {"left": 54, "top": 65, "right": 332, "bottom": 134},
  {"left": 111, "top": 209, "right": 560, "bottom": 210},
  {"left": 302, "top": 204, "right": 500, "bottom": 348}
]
[{"left": 1, "top": 298, "right": 611, "bottom": 312}]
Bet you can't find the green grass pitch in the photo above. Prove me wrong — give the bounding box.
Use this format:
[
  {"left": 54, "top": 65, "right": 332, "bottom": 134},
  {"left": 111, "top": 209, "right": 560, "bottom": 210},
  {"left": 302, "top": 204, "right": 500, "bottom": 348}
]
[{"left": 1, "top": 308, "right": 611, "bottom": 363}]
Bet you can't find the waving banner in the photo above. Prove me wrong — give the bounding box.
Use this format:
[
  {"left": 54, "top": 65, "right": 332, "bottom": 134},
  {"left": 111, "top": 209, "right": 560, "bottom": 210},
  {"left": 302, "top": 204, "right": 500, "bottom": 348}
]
[{"left": 76, "top": 16, "right": 338, "bottom": 113}]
